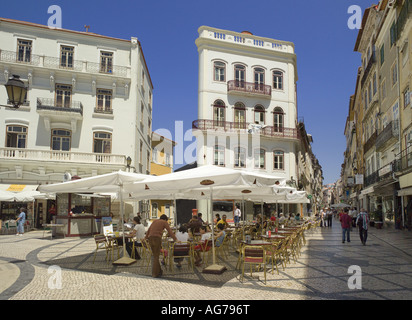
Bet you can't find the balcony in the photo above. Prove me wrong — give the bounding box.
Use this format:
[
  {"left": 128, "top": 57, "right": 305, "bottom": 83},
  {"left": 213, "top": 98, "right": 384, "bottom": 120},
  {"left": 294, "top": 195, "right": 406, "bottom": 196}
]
[
  {"left": 0, "top": 147, "right": 126, "bottom": 166},
  {"left": 394, "top": 147, "right": 412, "bottom": 173},
  {"left": 192, "top": 119, "right": 299, "bottom": 140},
  {"left": 37, "top": 97, "right": 83, "bottom": 118},
  {"left": 227, "top": 80, "right": 271, "bottom": 98},
  {"left": 363, "top": 131, "right": 377, "bottom": 154},
  {"left": 375, "top": 120, "right": 399, "bottom": 151},
  {"left": 0, "top": 49, "right": 129, "bottom": 78},
  {"left": 361, "top": 50, "right": 376, "bottom": 87}
]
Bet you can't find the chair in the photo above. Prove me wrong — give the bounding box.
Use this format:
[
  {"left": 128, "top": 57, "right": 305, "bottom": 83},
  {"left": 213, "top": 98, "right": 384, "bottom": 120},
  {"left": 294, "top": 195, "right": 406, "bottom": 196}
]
[
  {"left": 140, "top": 238, "right": 154, "bottom": 272},
  {"left": 106, "top": 236, "right": 121, "bottom": 262},
  {"left": 92, "top": 234, "right": 112, "bottom": 264},
  {"left": 240, "top": 245, "right": 267, "bottom": 284},
  {"left": 265, "top": 240, "right": 284, "bottom": 275},
  {"left": 169, "top": 242, "right": 194, "bottom": 274},
  {"left": 215, "top": 234, "right": 228, "bottom": 259},
  {"left": 196, "top": 239, "right": 212, "bottom": 266}
]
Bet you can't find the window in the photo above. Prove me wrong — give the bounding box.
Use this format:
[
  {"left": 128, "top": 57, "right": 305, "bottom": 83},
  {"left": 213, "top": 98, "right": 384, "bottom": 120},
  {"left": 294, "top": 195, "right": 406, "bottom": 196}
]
[
  {"left": 368, "top": 81, "right": 372, "bottom": 103},
  {"left": 55, "top": 84, "right": 72, "bottom": 108},
  {"left": 390, "top": 21, "right": 397, "bottom": 47},
  {"left": 213, "top": 100, "right": 225, "bottom": 126},
  {"left": 96, "top": 89, "right": 112, "bottom": 112},
  {"left": 100, "top": 51, "right": 113, "bottom": 74},
  {"left": 404, "top": 87, "right": 410, "bottom": 108},
  {"left": 93, "top": 132, "right": 112, "bottom": 154},
  {"left": 234, "top": 147, "right": 246, "bottom": 168},
  {"left": 140, "top": 140, "right": 143, "bottom": 164},
  {"left": 6, "top": 126, "right": 27, "bottom": 148},
  {"left": 165, "top": 153, "right": 171, "bottom": 167},
  {"left": 273, "top": 70, "right": 283, "bottom": 90},
  {"left": 254, "top": 105, "right": 265, "bottom": 125},
  {"left": 373, "top": 73, "right": 378, "bottom": 96},
  {"left": 17, "top": 39, "right": 32, "bottom": 63},
  {"left": 364, "top": 90, "right": 368, "bottom": 110},
  {"left": 214, "top": 61, "right": 226, "bottom": 82},
  {"left": 380, "top": 44, "right": 385, "bottom": 65},
  {"left": 273, "top": 150, "right": 284, "bottom": 170},
  {"left": 60, "top": 46, "right": 74, "bottom": 69},
  {"left": 273, "top": 107, "right": 284, "bottom": 132},
  {"left": 234, "top": 64, "right": 245, "bottom": 87},
  {"left": 151, "top": 202, "right": 158, "bottom": 219},
  {"left": 51, "top": 129, "right": 71, "bottom": 151},
  {"left": 391, "top": 61, "right": 398, "bottom": 87},
  {"left": 152, "top": 147, "right": 158, "bottom": 163},
  {"left": 254, "top": 67, "right": 265, "bottom": 90},
  {"left": 381, "top": 79, "right": 387, "bottom": 100},
  {"left": 254, "top": 148, "right": 265, "bottom": 169},
  {"left": 234, "top": 102, "right": 246, "bottom": 129},
  {"left": 214, "top": 145, "right": 225, "bottom": 166}
]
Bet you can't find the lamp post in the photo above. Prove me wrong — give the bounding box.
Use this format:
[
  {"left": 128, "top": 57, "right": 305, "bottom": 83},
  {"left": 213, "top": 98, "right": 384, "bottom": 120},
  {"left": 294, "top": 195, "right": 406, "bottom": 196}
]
[
  {"left": 126, "top": 156, "right": 132, "bottom": 172},
  {"left": 1, "top": 75, "right": 28, "bottom": 108}
]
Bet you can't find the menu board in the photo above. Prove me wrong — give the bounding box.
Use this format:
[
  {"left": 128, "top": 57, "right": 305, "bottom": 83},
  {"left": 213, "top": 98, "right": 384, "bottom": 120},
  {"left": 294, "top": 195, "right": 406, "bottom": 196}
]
[{"left": 101, "top": 217, "right": 113, "bottom": 235}]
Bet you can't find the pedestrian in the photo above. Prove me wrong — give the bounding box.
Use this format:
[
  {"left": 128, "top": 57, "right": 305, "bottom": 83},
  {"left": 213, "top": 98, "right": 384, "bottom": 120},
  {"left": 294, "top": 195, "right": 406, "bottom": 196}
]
[
  {"left": 320, "top": 208, "right": 325, "bottom": 227},
  {"left": 16, "top": 207, "right": 26, "bottom": 236},
  {"left": 339, "top": 208, "right": 351, "bottom": 243},
  {"left": 326, "top": 207, "right": 333, "bottom": 227},
  {"left": 234, "top": 204, "right": 241, "bottom": 226},
  {"left": 356, "top": 208, "right": 369, "bottom": 245},
  {"left": 144, "top": 214, "right": 177, "bottom": 278}
]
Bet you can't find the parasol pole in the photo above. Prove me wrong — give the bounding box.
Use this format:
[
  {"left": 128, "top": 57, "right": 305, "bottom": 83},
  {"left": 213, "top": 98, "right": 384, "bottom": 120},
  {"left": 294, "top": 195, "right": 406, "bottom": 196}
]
[{"left": 113, "top": 184, "right": 136, "bottom": 265}]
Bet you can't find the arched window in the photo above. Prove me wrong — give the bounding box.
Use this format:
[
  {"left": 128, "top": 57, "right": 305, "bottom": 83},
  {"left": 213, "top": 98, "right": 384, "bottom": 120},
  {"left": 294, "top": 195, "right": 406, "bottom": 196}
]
[
  {"left": 93, "top": 132, "right": 112, "bottom": 154},
  {"left": 234, "top": 102, "right": 246, "bottom": 129},
  {"left": 254, "top": 148, "right": 265, "bottom": 169},
  {"left": 254, "top": 67, "right": 265, "bottom": 90},
  {"left": 234, "top": 64, "right": 246, "bottom": 88},
  {"left": 214, "top": 61, "right": 226, "bottom": 82},
  {"left": 213, "top": 99, "right": 225, "bottom": 127},
  {"left": 234, "top": 146, "right": 246, "bottom": 168},
  {"left": 254, "top": 105, "right": 265, "bottom": 125},
  {"left": 6, "top": 125, "right": 27, "bottom": 148},
  {"left": 273, "top": 150, "right": 284, "bottom": 170},
  {"left": 273, "top": 70, "right": 283, "bottom": 90},
  {"left": 273, "top": 107, "right": 284, "bottom": 132}
]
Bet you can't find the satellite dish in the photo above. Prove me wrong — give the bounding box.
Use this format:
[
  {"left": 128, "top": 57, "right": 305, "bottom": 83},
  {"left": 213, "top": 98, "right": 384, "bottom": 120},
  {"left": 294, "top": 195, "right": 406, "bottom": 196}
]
[{"left": 63, "top": 172, "right": 72, "bottom": 182}]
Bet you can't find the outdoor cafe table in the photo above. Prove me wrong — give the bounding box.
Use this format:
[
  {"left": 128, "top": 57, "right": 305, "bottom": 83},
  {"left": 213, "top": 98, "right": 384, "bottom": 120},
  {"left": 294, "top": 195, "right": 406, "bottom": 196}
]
[
  {"left": 274, "top": 230, "right": 295, "bottom": 236},
  {"left": 260, "top": 234, "right": 286, "bottom": 241}
]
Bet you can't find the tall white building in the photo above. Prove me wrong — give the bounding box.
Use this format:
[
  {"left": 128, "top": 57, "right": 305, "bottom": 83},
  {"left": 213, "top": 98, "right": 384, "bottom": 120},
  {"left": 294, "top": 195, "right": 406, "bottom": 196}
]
[
  {"left": 0, "top": 18, "right": 153, "bottom": 224},
  {"left": 193, "top": 26, "right": 300, "bottom": 219}
]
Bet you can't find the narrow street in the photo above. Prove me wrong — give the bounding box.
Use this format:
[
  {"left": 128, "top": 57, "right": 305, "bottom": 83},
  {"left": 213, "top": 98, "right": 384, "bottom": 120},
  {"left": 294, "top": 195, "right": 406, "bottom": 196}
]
[{"left": 1, "top": 219, "right": 412, "bottom": 300}]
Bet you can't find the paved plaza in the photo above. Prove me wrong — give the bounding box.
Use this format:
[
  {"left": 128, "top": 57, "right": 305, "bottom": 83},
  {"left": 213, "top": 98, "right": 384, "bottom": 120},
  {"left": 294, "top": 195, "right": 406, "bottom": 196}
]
[{"left": 1, "top": 219, "right": 412, "bottom": 300}]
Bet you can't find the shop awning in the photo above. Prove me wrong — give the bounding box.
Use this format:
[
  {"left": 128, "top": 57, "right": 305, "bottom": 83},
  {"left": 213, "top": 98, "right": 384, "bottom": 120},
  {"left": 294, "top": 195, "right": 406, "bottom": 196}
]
[{"left": 0, "top": 184, "right": 39, "bottom": 192}]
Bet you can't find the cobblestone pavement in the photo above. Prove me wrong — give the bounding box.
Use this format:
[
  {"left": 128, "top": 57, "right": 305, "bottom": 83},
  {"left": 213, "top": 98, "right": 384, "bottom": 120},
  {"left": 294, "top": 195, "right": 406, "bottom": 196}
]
[{"left": 1, "top": 219, "right": 412, "bottom": 300}]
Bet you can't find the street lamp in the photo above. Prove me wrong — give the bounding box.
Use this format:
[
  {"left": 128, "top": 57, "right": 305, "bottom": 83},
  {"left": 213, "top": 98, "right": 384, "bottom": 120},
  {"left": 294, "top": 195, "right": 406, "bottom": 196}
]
[
  {"left": 2, "top": 75, "right": 28, "bottom": 109},
  {"left": 126, "top": 156, "right": 132, "bottom": 171}
]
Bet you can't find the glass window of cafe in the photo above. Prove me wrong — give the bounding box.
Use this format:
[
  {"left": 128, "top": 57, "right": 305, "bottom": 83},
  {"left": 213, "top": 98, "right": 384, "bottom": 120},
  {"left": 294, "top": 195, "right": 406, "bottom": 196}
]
[{"left": 56, "top": 193, "right": 110, "bottom": 216}]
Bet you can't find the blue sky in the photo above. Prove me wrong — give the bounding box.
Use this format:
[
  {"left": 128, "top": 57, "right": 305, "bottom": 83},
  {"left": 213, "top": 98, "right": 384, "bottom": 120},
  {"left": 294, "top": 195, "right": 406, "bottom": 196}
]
[{"left": 2, "top": 0, "right": 375, "bottom": 184}]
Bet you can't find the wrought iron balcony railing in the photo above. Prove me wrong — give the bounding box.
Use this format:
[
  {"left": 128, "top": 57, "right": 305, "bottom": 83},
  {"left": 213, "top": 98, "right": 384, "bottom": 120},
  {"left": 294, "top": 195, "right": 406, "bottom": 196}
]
[
  {"left": 37, "top": 97, "right": 83, "bottom": 115},
  {"left": 227, "top": 80, "right": 271, "bottom": 97}
]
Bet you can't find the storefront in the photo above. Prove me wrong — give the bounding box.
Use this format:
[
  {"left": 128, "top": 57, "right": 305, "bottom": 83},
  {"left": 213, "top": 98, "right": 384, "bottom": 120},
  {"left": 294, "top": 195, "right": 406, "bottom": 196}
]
[{"left": 54, "top": 193, "right": 111, "bottom": 237}]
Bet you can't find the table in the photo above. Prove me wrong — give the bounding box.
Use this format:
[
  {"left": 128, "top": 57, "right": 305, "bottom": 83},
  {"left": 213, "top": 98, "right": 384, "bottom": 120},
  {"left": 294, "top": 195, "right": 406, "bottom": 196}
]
[
  {"left": 261, "top": 234, "right": 286, "bottom": 241},
  {"left": 42, "top": 224, "right": 65, "bottom": 240},
  {"left": 241, "top": 240, "right": 272, "bottom": 246}
]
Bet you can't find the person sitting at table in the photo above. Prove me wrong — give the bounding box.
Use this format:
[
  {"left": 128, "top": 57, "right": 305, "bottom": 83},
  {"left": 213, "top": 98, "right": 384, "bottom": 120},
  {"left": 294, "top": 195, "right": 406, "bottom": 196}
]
[
  {"left": 126, "top": 216, "right": 145, "bottom": 260},
  {"left": 215, "top": 214, "right": 220, "bottom": 223},
  {"left": 278, "top": 213, "right": 286, "bottom": 225},
  {"left": 214, "top": 223, "right": 226, "bottom": 248},
  {"left": 216, "top": 214, "right": 229, "bottom": 230},
  {"left": 174, "top": 225, "right": 191, "bottom": 268},
  {"left": 188, "top": 215, "right": 202, "bottom": 235},
  {"left": 193, "top": 225, "right": 212, "bottom": 266}
]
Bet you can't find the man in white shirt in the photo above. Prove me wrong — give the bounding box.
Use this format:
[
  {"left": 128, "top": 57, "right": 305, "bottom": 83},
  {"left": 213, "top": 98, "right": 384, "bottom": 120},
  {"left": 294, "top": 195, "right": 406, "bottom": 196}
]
[{"left": 234, "top": 204, "right": 241, "bottom": 226}]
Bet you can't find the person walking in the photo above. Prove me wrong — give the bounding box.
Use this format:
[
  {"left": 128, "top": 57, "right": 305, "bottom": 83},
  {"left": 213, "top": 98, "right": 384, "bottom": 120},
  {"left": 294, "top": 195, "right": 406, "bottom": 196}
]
[
  {"left": 356, "top": 208, "right": 369, "bottom": 245},
  {"left": 16, "top": 207, "right": 26, "bottom": 236},
  {"left": 326, "top": 207, "right": 333, "bottom": 227},
  {"left": 144, "top": 214, "right": 177, "bottom": 278},
  {"left": 339, "top": 208, "right": 351, "bottom": 243}
]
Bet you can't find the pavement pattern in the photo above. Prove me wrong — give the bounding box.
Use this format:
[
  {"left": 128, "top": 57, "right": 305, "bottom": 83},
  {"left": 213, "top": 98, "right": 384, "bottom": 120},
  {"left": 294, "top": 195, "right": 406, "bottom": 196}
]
[{"left": 1, "top": 218, "right": 412, "bottom": 300}]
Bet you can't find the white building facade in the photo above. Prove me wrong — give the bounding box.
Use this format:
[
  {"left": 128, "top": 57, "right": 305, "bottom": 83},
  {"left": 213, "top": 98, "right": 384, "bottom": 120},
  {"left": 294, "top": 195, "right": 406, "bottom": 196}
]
[
  {"left": 193, "top": 26, "right": 300, "bottom": 219},
  {"left": 0, "top": 18, "right": 153, "bottom": 223}
]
